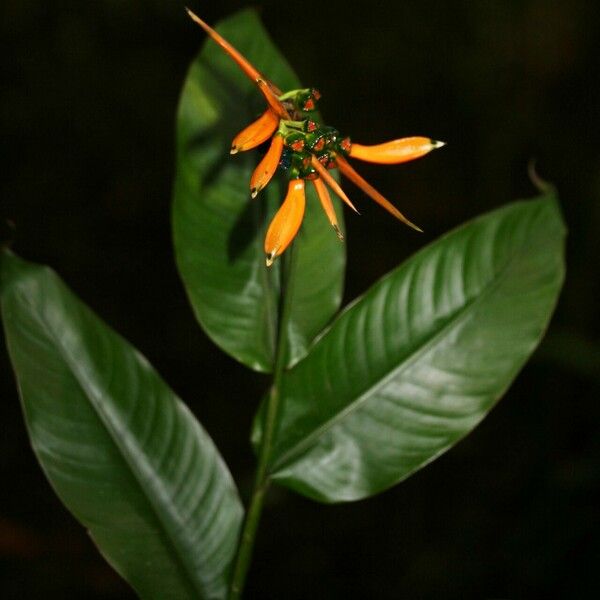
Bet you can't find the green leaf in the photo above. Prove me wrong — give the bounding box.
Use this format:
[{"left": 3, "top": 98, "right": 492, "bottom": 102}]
[
  {"left": 172, "top": 9, "right": 345, "bottom": 372},
  {"left": 0, "top": 251, "right": 243, "bottom": 600},
  {"left": 266, "top": 194, "right": 566, "bottom": 503}
]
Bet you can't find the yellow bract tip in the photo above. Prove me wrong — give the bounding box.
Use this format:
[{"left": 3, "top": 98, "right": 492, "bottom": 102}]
[{"left": 265, "top": 251, "right": 277, "bottom": 267}]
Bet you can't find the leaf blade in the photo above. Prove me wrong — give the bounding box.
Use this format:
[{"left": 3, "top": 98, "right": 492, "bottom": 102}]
[
  {"left": 267, "top": 195, "right": 566, "bottom": 502},
  {"left": 0, "top": 251, "right": 243, "bottom": 599}
]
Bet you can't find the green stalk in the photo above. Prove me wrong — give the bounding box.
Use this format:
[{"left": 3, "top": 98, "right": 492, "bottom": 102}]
[{"left": 228, "top": 245, "right": 297, "bottom": 600}]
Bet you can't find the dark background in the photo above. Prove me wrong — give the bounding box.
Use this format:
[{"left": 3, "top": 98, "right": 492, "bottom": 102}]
[{"left": 1, "top": 0, "right": 599, "bottom": 598}]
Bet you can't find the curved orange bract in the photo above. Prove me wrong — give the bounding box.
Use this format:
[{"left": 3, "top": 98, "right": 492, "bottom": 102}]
[
  {"left": 349, "top": 137, "right": 444, "bottom": 164},
  {"left": 250, "top": 134, "right": 284, "bottom": 198},
  {"left": 231, "top": 110, "right": 279, "bottom": 153},
  {"left": 264, "top": 179, "right": 306, "bottom": 266},
  {"left": 186, "top": 9, "right": 262, "bottom": 83},
  {"left": 186, "top": 9, "right": 286, "bottom": 107}
]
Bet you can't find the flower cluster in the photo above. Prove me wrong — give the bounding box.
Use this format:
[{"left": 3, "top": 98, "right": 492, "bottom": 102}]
[{"left": 187, "top": 9, "right": 445, "bottom": 266}]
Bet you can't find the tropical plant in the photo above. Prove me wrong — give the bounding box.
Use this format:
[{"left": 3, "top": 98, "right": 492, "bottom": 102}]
[{"left": 0, "top": 8, "right": 565, "bottom": 599}]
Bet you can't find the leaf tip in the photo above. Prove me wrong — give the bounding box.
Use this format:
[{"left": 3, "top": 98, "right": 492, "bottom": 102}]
[{"left": 527, "top": 159, "right": 554, "bottom": 194}]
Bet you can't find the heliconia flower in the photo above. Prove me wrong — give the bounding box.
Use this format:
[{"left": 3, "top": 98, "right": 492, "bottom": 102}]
[{"left": 186, "top": 9, "right": 445, "bottom": 266}]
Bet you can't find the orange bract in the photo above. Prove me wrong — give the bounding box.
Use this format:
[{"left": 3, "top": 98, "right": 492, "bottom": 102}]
[
  {"left": 349, "top": 137, "right": 445, "bottom": 165},
  {"left": 250, "top": 134, "right": 284, "bottom": 198},
  {"left": 230, "top": 109, "right": 279, "bottom": 154},
  {"left": 264, "top": 179, "right": 306, "bottom": 266},
  {"left": 312, "top": 178, "right": 343, "bottom": 240},
  {"left": 186, "top": 8, "right": 284, "bottom": 100}
]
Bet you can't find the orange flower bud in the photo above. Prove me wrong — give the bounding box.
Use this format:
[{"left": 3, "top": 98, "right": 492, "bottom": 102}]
[
  {"left": 250, "top": 134, "right": 284, "bottom": 198},
  {"left": 349, "top": 137, "right": 445, "bottom": 165},
  {"left": 337, "top": 156, "right": 422, "bottom": 232},
  {"left": 264, "top": 179, "right": 306, "bottom": 266},
  {"left": 312, "top": 178, "right": 343, "bottom": 240},
  {"left": 231, "top": 109, "right": 279, "bottom": 154}
]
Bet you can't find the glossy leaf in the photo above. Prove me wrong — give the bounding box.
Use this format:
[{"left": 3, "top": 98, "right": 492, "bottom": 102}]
[
  {"left": 266, "top": 194, "right": 566, "bottom": 502},
  {"left": 0, "top": 251, "right": 243, "bottom": 599},
  {"left": 173, "top": 9, "right": 345, "bottom": 372}
]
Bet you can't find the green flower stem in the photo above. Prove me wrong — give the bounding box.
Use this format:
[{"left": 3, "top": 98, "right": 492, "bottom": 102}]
[{"left": 228, "top": 245, "right": 298, "bottom": 600}]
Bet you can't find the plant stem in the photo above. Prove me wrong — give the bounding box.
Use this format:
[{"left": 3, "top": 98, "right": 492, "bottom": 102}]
[{"left": 228, "top": 246, "right": 297, "bottom": 600}]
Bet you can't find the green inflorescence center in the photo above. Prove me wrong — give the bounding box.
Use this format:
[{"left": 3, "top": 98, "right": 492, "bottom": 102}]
[{"left": 277, "top": 88, "right": 351, "bottom": 180}]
